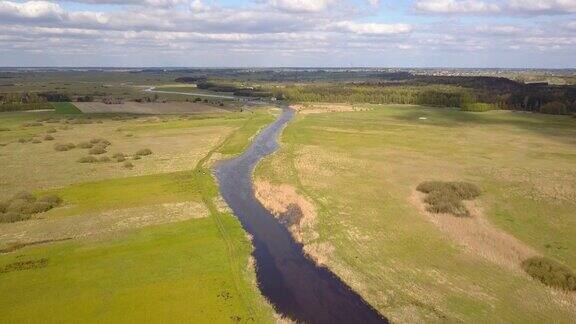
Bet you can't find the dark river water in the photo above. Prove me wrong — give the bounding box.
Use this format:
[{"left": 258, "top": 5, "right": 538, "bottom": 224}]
[{"left": 214, "top": 106, "right": 387, "bottom": 323}]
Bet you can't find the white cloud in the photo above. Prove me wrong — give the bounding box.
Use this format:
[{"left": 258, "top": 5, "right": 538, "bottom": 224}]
[
  {"left": 0, "top": 0, "right": 575, "bottom": 66},
  {"left": 267, "top": 0, "right": 334, "bottom": 13},
  {"left": 413, "top": 0, "right": 500, "bottom": 14},
  {"left": 331, "top": 21, "right": 412, "bottom": 35},
  {"left": 414, "top": 0, "right": 576, "bottom": 15},
  {"left": 507, "top": 0, "right": 576, "bottom": 15},
  {"left": 475, "top": 24, "right": 521, "bottom": 34}
]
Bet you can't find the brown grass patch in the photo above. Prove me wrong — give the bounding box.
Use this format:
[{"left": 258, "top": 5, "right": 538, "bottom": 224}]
[
  {"left": 0, "top": 202, "right": 208, "bottom": 248},
  {"left": 254, "top": 180, "right": 335, "bottom": 265},
  {"left": 410, "top": 190, "right": 538, "bottom": 272},
  {"left": 74, "top": 102, "right": 228, "bottom": 115},
  {"left": 0, "top": 258, "right": 48, "bottom": 274}
]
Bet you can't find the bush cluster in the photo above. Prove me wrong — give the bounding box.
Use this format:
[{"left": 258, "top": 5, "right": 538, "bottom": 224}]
[
  {"left": 44, "top": 135, "right": 55, "bottom": 141},
  {"left": 89, "top": 146, "right": 107, "bottom": 155},
  {"left": 53, "top": 143, "right": 76, "bottom": 151},
  {"left": 112, "top": 152, "right": 126, "bottom": 162},
  {"left": 416, "top": 181, "right": 481, "bottom": 217},
  {"left": 78, "top": 156, "right": 99, "bottom": 163},
  {"left": 22, "top": 122, "right": 43, "bottom": 127},
  {"left": 135, "top": 148, "right": 152, "bottom": 156},
  {"left": 522, "top": 257, "right": 576, "bottom": 291},
  {"left": 539, "top": 102, "right": 568, "bottom": 115},
  {"left": 0, "top": 192, "right": 63, "bottom": 223},
  {"left": 78, "top": 142, "right": 94, "bottom": 149}
]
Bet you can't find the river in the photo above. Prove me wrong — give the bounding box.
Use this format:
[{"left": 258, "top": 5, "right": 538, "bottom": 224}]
[{"left": 214, "top": 106, "right": 387, "bottom": 323}]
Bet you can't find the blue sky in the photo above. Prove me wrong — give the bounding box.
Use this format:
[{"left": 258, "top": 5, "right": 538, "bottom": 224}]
[{"left": 0, "top": 0, "right": 575, "bottom": 67}]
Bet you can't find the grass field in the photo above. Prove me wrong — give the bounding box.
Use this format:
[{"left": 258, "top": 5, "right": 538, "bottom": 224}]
[
  {"left": 255, "top": 104, "right": 576, "bottom": 322},
  {"left": 0, "top": 107, "right": 276, "bottom": 322},
  {"left": 52, "top": 102, "right": 83, "bottom": 114}
]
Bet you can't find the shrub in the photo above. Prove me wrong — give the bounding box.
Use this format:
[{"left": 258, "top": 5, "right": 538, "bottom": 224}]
[
  {"left": 31, "top": 139, "right": 42, "bottom": 144},
  {"left": 0, "top": 212, "right": 31, "bottom": 224},
  {"left": 44, "top": 135, "right": 55, "bottom": 141},
  {"left": 0, "top": 127, "right": 10, "bottom": 132},
  {"left": 54, "top": 143, "right": 71, "bottom": 151},
  {"left": 123, "top": 161, "right": 134, "bottom": 169},
  {"left": 90, "top": 138, "right": 111, "bottom": 146},
  {"left": 38, "top": 195, "right": 62, "bottom": 208},
  {"left": 99, "top": 156, "right": 111, "bottom": 163},
  {"left": 0, "top": 201, "right": 8, "bottom": 213},
  {"left": 13, "top": 191, "right": 36, "bottom": 202},
  {"left": 6, "top": 199, "right": 33, "bottom": 214},
  {"left": 66, "top": 143, "right": 76, "bottom": 149},
  {"left": 461, "top": 103, "right": 496, "bottom": 112},
  {"left": 417, "top": 181, "right": 481, "bottom": 217},
  {"left": 18, "top": 138, "right": 29, "bottom": 143},
  {"left": 78, "top": 156, "right": 98, "bottom": 163},
  {"left": 132, "top": 155, "right": 141, "bottom": 160},
  {"left": 46, "top": 128, "right": 58, "bottom": 133},
  {"left": 522, "top": 257, "right": 576, "bottom": 291},
  {"left": 540, "top": 102, "right": 568, "bottom": 115},
  {"left": 135, "top": 148, "right": 152, "bottom": 156},
  {"left": 112, "top": 152, "right": 126, "bottom": 162},
  {"left": 89, "top": 146, "right": 107, "bottom": 155},
  {"left": 23, "top": 202, "right": 53, "bottom": 214},
  {"left": 78, "top": 142, "right": 94, "bottom": 149},
  {"left": 23, "top": 122, "right": 43, "bottom": 127}
]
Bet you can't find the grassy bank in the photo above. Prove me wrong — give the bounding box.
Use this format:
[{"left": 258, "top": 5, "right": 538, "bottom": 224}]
[{"left": 255, "top": 104, "right": 576, "bottom": 322}]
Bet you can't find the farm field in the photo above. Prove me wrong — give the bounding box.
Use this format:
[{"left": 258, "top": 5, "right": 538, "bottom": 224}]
[
  {"left": 255, "top": 103, "right": 576, "bottom": 322},
  {"left": 0, "top": 106, "right": 277, "bottom": 322},
  {"left": 74, "top": 101, "right": 230, "bottom": 115}
]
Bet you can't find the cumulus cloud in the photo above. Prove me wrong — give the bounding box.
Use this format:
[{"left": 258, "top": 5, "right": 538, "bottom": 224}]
[
  {"left": 475, "top": 24, "right": 521, "bottom": 35},
  {"left": 414, "top": 0, "right": 576, "bottom": 15},
  {"left": 267, "top": 0, "right": 334, "bottom": 13},
  {"left": 413, "top": 0, "right": 500, "bottom": 14},
  {"left": 507, "top": 0, "right": 576, "bottom": 15},
  {"left": 0, "top": 0, "right": 575, "bottom": 66},
  {"left": 331, "top": 21, "right": 412, "bottom": 35}
]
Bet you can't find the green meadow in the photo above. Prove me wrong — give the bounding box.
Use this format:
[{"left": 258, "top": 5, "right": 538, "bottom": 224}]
[
  {"left": 0, "top": 108, "right": 276, "bottom": 323},
  {"left": 256, "top": 104, "right": 576, "bottom": 322}
]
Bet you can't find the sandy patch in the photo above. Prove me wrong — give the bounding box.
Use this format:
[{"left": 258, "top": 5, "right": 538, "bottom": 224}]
[
  {"left": 410, "top": 191, "right": 538, "bottom": 272},
  {"left": 0, "top": 201, "right": 207, "bottom": 249},
  {"left": 75, "top": 102, "right": 228, "bottom": 115},
  {"left": 254, "top": 180, "right": 336, "bottom": 265}
]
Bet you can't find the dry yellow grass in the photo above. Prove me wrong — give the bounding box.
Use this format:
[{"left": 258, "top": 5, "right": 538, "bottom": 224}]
[
  {"left": 75, "top": 102, "right": 228, "bottom": 114},
  {"left": 0, "top": 202, "right": 207, "bottom": 249},
  {"left": 253, "top": 180, "right": 339, "bottom": 266},
  {"left": 410, "top": 191, "right": 538, "bottom": 272},
  {"left": 256, "top": 104, "right": 576, "bottom": 322},
  {"left": 0, "top": 120, "right": 233, "bottom": 198}
]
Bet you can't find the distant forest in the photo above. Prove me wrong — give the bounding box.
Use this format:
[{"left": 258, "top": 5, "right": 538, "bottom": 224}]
[
  {"left": 178, "top": 73, "right": 576, "bottom": 114},
  {"left": 263, "top": 75, "right": 575, "bottom": 114}
]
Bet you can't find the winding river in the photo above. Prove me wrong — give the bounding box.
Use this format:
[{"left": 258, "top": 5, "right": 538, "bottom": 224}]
[{"left": 214, "top": 106, "right": 387, "bottom": 323}]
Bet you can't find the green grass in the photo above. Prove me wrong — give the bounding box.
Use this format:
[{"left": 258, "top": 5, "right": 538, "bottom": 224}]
[
  {"left": 52, "top": 102, "right": 83, "bottom": 114},
  {"left": 256, "top": 104, "right": 576, "bottom": 322},
  {"left": 0, "top": 107, "right": 277, "bottom": 323},
  {"left": 0, "top": 217, "right": 270, "bottom": 323}
]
